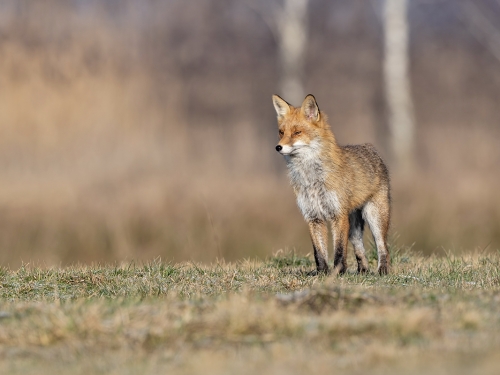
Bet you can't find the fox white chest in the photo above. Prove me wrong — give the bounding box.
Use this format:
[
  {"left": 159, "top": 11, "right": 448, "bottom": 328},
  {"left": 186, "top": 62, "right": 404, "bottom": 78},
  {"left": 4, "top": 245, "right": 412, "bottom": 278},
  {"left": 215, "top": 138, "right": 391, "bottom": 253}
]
[{"left": 286, "top": 154, "right": 340, "bottom": 222}]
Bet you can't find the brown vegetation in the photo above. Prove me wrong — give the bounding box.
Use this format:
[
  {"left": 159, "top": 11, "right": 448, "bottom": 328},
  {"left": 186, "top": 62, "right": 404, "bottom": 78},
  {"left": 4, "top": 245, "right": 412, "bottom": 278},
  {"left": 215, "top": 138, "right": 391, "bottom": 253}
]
[{"left": 0, "top": 1, "right": 499, "bottom": 267}]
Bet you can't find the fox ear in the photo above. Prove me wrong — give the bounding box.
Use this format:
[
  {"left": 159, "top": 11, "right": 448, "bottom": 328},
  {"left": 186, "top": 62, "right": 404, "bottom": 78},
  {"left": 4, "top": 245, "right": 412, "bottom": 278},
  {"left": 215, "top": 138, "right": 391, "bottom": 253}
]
[
  {"left": 301, "top": 94, "right": 320, "bottom": 122},
  {"left": 272, "top": 95, "right": 290, "bottom": 119}
]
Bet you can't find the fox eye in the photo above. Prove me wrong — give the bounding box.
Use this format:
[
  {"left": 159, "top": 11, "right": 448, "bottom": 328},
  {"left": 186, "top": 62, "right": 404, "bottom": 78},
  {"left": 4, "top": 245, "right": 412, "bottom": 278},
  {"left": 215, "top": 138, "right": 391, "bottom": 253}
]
[
  {"left": 278, "top": 130, "right": 284, "bottom": 137},
  {"left": 293, "top": 131, "right": 301, "bottom": 136}
]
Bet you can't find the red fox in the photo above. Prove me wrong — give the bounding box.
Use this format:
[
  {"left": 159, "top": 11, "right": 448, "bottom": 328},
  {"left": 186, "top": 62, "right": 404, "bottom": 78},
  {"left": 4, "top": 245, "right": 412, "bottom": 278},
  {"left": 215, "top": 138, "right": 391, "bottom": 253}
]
[{"left": 273, "top": 94, "right": 391, "bottom": 275}]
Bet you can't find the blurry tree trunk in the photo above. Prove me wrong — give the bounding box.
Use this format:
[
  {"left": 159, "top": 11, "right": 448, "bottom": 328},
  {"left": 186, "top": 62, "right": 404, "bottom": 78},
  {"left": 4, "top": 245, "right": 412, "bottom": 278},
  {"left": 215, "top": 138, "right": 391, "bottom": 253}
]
[
  {"left": 459, "top": 1, "right": 500, "bottom": 63},
  {"left": 276, "top": 0, "right": 308, "bottom": 105},
  {"left": 384, "top": 0, "right": 415, "bottom": 174}
]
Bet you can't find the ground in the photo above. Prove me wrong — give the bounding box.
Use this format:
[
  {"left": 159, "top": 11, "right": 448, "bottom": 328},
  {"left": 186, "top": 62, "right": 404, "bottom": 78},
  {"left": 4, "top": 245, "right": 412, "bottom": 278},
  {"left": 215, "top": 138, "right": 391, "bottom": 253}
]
[{"left": 0, "top": 247, "right": 499, "bottom": 374}]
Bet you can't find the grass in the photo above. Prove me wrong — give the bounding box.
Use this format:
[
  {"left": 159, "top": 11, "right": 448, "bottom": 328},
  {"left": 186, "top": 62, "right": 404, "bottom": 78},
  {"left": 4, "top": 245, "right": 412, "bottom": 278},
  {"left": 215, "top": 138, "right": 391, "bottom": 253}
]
[{"left": 0, "top": 248, "right": 499, "bottom": 374}]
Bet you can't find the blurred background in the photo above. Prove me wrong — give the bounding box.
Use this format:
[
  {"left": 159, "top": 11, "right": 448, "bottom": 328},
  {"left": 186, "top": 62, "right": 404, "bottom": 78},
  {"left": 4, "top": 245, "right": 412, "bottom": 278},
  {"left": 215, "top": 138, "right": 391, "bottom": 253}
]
[{"left": 0, "top": 0, "right": 499, "bottom": 267}]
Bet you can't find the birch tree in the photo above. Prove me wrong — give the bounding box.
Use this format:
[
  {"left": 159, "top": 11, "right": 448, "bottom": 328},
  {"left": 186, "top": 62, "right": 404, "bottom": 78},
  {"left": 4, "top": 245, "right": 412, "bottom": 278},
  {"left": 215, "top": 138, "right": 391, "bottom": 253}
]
[
  {"left": 384, "top": 0, "right": 415, "bottom": 173},
  {"left": 244, "top": 0, "right": 309, "bottom": 105},
  {"left": 459, "top": 0, "right": 500, "bottom": 63},
  {"left": 276, "top": 0, "right": 309, "bottom": 105}
]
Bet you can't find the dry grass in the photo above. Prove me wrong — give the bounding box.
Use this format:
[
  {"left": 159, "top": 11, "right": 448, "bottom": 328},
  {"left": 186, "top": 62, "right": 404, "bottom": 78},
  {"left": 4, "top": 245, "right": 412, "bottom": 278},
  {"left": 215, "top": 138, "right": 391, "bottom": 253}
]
[{"left": 0, "top": 249, "right": 499, "bottom": 374}]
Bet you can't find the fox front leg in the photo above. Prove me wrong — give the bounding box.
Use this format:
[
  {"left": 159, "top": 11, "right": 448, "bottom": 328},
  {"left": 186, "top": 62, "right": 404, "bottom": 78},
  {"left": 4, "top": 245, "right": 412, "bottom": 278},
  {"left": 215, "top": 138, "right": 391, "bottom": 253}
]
[
  {"left": 332, "top": 215, "right": 349, "bottom": 275},
  {"left": 308, "top": 219, "right": 330, "bottom": 275}
]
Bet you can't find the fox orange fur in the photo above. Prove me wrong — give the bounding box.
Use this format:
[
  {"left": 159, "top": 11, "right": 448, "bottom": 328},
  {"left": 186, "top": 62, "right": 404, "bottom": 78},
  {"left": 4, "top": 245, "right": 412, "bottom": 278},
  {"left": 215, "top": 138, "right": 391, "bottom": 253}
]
[{"left": 273, "top": 94, "right": 391, "bottom": 275}]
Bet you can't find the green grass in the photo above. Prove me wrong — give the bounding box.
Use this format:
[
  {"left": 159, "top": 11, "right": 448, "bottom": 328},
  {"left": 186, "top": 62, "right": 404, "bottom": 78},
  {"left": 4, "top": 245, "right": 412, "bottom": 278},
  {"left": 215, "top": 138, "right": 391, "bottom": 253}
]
[{"left": 0, "top": 249, "right": 499, "bottom": 374}]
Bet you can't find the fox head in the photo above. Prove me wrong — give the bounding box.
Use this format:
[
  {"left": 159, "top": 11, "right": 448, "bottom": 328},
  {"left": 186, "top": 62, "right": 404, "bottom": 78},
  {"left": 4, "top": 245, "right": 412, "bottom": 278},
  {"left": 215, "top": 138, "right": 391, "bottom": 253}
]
[{"left": 272, "top": 94, "right": 328, "bottom": 157}]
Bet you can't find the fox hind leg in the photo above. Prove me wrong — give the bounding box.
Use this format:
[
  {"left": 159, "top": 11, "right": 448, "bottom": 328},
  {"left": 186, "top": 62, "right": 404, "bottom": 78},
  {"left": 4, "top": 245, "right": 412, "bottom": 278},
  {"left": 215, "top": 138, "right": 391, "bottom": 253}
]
[
  {"left": 363, "top": 193, "right": 391, "bottom": 275},
  {"left": 348, "top": 209, "right": 370, "bottom": 273}
]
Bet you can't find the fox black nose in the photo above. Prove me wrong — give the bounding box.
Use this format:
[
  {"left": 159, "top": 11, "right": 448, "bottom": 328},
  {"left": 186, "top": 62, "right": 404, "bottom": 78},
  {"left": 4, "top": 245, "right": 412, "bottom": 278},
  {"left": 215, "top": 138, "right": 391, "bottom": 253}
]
[{"left": 276, "top": 145, "right": 282, "bottom": 152}]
